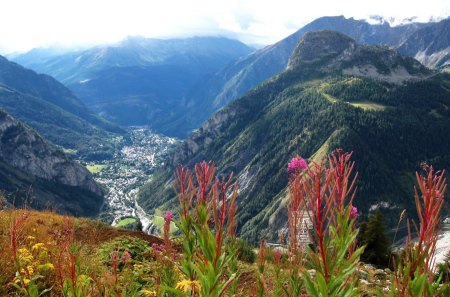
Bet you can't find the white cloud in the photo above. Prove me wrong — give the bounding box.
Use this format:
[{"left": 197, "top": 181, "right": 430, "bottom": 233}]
[{"left": 0, "top": 0, "right": 449, "bottom": 53}]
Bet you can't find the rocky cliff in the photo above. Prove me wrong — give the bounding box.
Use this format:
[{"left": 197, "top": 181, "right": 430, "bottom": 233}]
[{"left": 0, "top": 109, "right": 103, "bottom": 215}]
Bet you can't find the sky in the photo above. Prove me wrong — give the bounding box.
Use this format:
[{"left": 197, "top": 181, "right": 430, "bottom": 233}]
[{"left": 0, "top": 0, "right": 449, "bottom": 54}]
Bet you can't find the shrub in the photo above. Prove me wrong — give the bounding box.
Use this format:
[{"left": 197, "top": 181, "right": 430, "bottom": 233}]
[
  {"left": 360, "top": 209, "right": 390, "bottom": 267},
  {"left": 236, "top": 239, "right": 256, "bottom": 263}
]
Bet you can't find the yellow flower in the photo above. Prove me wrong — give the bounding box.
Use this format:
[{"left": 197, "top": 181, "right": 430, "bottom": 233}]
[
  {"left": 27, "top": 236, "right": 36, "bottom": 241},
  {"left": 15, "top": 276, "right": 31, "bottom": 286},
  {"left": 176, "top": 279, "right": 201, "bottom": 293},
  {"left": 31, "top": 243, "right": 45, "bottom": 251},
  {"left": 140, "top": 289, "right": 157, "bottom": 296},
  {"left": 38, "top": 263, "right": 54, "bottom": 271},
  {"left": 18, "top": 248, "right": 33, "bottom": 263},
  {"left": 26, "top": 265, "right": 34, "bottom": 275}
]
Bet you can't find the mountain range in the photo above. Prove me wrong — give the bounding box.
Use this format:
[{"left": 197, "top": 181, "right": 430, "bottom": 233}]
[
  {"left": 12, "top": 37, "right": 254, "bottom": 136},
  {"left": 138, "top": 31, "right": 450, "bottom": 243},
  {"left": 13, "top": 16, "right": 450, "bottom": 138},
  {"left": 0, "top": 55, "right": 123, "bottom": 160},
  {"left": 2, "top": 15, "right": 450, "bottom": 231},
  {"left": 180, "top": 16, "right": 450, "bottom": 133}
]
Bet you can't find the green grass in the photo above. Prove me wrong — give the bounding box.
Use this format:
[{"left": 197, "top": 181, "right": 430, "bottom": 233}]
[
  {"left": 115, "top": 217, "right": 138, "bottom": 228},
  {"left": 86, "top": 164, "right": 107, "bottom": 174},
  {"left": 152, "top": 215, "right": 178, "bottom": 234}
]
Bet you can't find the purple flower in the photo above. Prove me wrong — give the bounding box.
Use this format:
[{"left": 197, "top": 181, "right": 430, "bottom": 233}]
[
  {"left": 350, "top": 206, "right": 358, "bottom": 219},
  {"left": 163, "top": 211, "right": 173, "bottom": 222},
  {"left": 288, "top": 156, "right": 308, "bottom": 173}
]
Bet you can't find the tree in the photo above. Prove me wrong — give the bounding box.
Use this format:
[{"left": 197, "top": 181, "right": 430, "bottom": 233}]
[{"left": 360, "top": 209, "right": 390, "bottom": 267}]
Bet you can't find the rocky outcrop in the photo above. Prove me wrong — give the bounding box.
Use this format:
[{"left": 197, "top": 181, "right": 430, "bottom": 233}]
[
  {"left": 0, "top": 109, "right": 102, "bottom": 196},
  {"left": 287, "top": 30, "right": 432, "bottom": 84}
]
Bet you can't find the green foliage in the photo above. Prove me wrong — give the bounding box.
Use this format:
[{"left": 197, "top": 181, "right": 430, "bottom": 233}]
[
  {"left": 235, "top": 239, "right": 256, "bottom": 263},
  {"left": 10, "top": 274, "right": 52, "bottom": 297},
  {"left": 97, "top": 236, "right": 152, "bottom": 264},
  {"left": 436, "top": 251, "right": 450, "bottom": 283},
  {"left": 359, "top": 210, "right": 390, "bottom": 267}
]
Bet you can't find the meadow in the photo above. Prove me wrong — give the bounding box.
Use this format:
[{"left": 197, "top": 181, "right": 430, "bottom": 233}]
[{"left": 0, "top": 149, "right": 449, "bottom": 296}]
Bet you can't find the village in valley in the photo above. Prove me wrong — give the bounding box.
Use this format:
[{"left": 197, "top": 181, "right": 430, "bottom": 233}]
[{"left": 85, "top": 128, "right": 177, "bottom": 230}]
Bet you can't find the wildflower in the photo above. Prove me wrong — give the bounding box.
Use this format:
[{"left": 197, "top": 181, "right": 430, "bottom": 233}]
[
  {"left": 176, "top": 279, "right": 201, "bottom": 292},
  {"left": 121, "top": 250, "right": 132, "bottom": 263},
  {"left": 27, "top": 236, "right": 36, "bottom": 241},
  {"left": 350, "top": 206, "right": 358, "bottom": 219},
  {"left": 31, "top": 243, "right": 45, "bottom": 251},
  {"left": 140, "top": 289, "right": 157, "bottom": 296},
  {"left": 288, "top": 156, "right": 308, "bottom": 174},
  {"left": 151, "top": 243, "right": 164, "bottom": 252},
  {"left": 14, "top": 275, "right": 31, "bottom": 286},
  {"left": 26, "top": 265, "right": 34, "bottom": 275},
  {"left": 163, "top": 211, "right": 173, "bottom": 222},
  {"left": 18, "top": 248, "right": 33, "bottom": 263}
]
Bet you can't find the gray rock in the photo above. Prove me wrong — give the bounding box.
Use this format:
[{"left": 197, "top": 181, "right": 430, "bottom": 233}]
[
  {"left": 0, "top": 111, "right": 102, "bottom": 196},
  {"left": 374, "top": 269, "right": 387, "bottom": 280},
  {"left": 358, "top": 269, "right": 369, "bottom": 280}
]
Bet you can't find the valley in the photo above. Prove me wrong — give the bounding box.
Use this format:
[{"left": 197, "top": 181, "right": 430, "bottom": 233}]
[{"left": 85, "top": 127, "right": 177, "bottom": 234}]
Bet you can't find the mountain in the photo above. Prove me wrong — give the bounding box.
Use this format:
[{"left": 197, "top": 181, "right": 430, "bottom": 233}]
[
  {"left": 0, "top": 109, "right": 103, "bottom": 216},
  {"left": 398, "top": 17, "right": 450, "bottom": 68},
  {"left": 0, "top": 55, "right": 123, "bottom": 160},
  {"left": 179, "top": 16, "right": 440, "bottom": 134},
  {"left": 138, "top": 31, "right": 450, "bottom": 243},
  {"left": 13, "top": 37, "right": 254, "bottom": 136}
]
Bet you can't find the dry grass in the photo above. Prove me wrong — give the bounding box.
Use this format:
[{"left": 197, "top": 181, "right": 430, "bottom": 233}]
[{"left": 0, "top": 209, "right": 162, "bottom": 295}]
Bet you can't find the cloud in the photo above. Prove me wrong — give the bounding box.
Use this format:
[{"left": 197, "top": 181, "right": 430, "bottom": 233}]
[{"left": 0, "top": 0, "right": 449, "bottom": 53}]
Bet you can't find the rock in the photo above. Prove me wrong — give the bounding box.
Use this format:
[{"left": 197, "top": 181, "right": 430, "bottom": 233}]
[
  {"left": 359, "top": 279, "right": 375, "bottom": 288},
  {"left": 363, "top": 264, "right": 376, "bottom": 270},
  {"left": 374, "top": 269, "right": 387, "bottom": 280},
  {"left": 358, "top": 269, "right": 369, "bottom": 280},
  {"left": 0, "top": 111, "right": 102, "bottom": 196}
]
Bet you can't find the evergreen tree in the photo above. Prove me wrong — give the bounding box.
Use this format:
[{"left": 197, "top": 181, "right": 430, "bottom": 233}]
[{"left": 360, "top": 209, "right": 390, "bottom": 267}]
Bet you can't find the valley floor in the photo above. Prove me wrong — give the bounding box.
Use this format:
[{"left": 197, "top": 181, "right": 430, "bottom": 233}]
[{"left": 85, "top": 127, "right": 177, "bottom": 233}]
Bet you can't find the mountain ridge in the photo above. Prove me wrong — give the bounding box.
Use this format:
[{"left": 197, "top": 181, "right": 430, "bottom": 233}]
[
  {"left": 139, "top": 31, "right": 450, "bottom": 242},
  {"left": 0, "top": 54, "right": 123, "bottom": 160},
  {"left": 178, "top": 16, "right": 447, "bottom": 137},
  {"left": 12, "top": 37, "right": 254, "bottom": 137}
]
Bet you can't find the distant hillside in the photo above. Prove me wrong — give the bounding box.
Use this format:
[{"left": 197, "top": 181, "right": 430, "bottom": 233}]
[
  {"left": 0, "top": 55, "right": 123, "bottom": 160},
  {"left": 179, "top": 16, "right": 430, "bottom": 133},
  {"left": 13, "top": 37, "right": 254, "bottom": 137},
  {"left": 398, "top": 17, "right": 450, "bottom": 68},
  {"left": 138, "top": 31, "right": 450, "bottom": 243},
  {"left": 0, "top": 109, "right": 103, "bottom": 216}
]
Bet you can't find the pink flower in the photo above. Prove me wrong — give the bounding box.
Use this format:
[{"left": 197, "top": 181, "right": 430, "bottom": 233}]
[
  {"left": 288, "top": 156, "right": 308, "bottom": 173},
  {"left": 152, "top": 243, "right": 165, "bottom": 252},
  {"left": 163, "top": 211, "right": 173, "bottom": 222},
  {"left": 121, "top": 251, "right": 132, "bottom": 263},
  {"left": 350, "top": 206, "right": 358, "bottom": 219}
]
